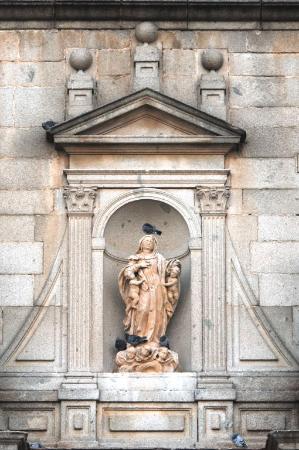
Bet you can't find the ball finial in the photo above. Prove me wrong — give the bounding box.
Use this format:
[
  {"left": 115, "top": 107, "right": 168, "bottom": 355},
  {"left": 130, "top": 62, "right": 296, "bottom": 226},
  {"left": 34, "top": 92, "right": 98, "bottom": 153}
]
[
  {"left": 201, "top": 49, "right": 224, "bottom": 72},
  {"left": 135, "top": 22, "right": 158, "bottom": 44},
  {"left": 69, "top": 48, "right": 93, "bottom": 71}
]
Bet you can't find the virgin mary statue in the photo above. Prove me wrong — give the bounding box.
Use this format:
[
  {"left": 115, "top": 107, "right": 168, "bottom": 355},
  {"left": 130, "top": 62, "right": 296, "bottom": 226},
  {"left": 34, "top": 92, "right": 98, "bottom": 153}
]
[{"left": 116, "top": 235, "right": 181, "bottom": 373}]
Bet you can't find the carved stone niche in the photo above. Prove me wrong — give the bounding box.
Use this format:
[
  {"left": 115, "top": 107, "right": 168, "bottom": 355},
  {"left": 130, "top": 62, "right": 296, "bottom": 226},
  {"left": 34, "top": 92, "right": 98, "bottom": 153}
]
[{"left": 46, "top": 88, "right": 245, "bottom": 448}]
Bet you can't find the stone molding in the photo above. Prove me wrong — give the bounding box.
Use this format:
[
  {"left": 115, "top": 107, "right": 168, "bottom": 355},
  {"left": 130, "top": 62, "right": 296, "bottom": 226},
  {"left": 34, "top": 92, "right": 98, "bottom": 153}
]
[
  {"left": 63, "top": 186, "right": 97, "bottom": 215},
  {"left": 196, "top": 185, "right": 230, "bottom": 215},
  {"left": 65, "top": 169, "right": 229, "bottom": 189},
  {"left": 0, "top": 1, "right": 298, "bottom": 22}
]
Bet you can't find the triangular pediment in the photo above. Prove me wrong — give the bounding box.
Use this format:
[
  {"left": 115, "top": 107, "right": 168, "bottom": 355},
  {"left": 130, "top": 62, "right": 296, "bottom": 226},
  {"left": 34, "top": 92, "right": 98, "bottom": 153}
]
[{"left": 47, "top": 88, "right": 245, "bottom": 155}]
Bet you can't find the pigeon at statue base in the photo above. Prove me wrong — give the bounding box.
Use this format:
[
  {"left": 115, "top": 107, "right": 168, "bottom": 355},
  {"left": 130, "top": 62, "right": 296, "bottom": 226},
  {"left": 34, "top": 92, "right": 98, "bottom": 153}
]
[{"left": 232, "top": 433, "right": 248, "bottom": 448}]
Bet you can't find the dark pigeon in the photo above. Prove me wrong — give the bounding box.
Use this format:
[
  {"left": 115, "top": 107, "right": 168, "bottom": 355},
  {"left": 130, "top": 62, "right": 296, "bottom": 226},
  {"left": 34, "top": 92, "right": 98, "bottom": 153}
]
[
  {"left": 159, "top": 335, "right": 170, "bottom": 349},
  {"left": 232, "top": 433, "right": 248, "bottom": 448},
  {"left": 42, "top": 120, "right": 57, "bottom": 130},
  {"left": 142, "top": 223, "right": 162, "bottom": 236},
  {"left": 115, "top": 338, "right": 127, "bottom": 351},
  {"left": 125, "top": 334, "right": 147, "bottom": 346}
]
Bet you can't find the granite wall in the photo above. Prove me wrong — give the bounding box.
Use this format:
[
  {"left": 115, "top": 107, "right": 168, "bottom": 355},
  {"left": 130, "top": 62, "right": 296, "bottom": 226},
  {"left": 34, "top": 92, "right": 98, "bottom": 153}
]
[{"left": 0, "top": 17, "right": 298, "bottom": 448}]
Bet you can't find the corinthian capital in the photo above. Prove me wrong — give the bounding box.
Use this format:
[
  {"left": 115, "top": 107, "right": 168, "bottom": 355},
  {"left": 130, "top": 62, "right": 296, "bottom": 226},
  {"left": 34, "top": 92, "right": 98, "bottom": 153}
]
[
  {"left": 196, "top": 186, "right": 230, "bottom": 215},
  {"left": 63, "top": 186, "right": 98, "bottom": 215}
]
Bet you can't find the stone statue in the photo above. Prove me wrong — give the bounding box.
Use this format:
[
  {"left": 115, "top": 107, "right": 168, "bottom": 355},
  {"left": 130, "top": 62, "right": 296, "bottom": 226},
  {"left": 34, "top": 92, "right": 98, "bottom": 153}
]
[{"left": 116, "top": 234, "right": 181, "bottom": 373}]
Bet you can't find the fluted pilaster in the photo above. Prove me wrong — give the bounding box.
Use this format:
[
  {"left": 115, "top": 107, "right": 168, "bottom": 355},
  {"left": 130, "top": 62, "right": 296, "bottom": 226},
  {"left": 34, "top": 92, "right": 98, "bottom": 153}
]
[
  {"left": 63, "top": 186, "right": 97, "bottom": 372},
  {"left": 196, "top": 186, "right": 230, "bottom": 372}
]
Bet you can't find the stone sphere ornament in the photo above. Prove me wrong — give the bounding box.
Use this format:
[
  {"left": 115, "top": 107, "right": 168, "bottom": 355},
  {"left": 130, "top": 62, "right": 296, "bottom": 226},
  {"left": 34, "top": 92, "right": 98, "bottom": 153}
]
[
  {"left": 201, "top": 49, "right": 224, "bottom": 71},
  {"left": 135, "top": 21, "right": 158, "bottom": 44},
  {"left": 69, "top": 48, "right": 93, "bottom": 71}
]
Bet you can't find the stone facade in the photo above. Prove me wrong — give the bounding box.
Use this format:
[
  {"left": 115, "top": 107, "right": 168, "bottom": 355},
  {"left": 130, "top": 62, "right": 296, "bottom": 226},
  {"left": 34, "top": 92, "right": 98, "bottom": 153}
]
[{"left": 0, "top": 4, "right": 298, "bottom": 449}]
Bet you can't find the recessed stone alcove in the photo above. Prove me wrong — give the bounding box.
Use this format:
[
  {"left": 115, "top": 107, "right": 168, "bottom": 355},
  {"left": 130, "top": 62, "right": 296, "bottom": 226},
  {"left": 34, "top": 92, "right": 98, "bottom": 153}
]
[{"left": 103, "top": 198, "right": 191, "bottom": 372}]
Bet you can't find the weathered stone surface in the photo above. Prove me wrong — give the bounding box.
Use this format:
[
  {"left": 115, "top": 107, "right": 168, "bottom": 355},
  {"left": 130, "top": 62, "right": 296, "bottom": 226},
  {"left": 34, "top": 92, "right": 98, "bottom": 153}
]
[
  {"left": 34, "top": 213, "right": 67, "bottom": 297},
  {"left": 0, "top": 431, "right": 28, "bottom": 450},
  {"left": 251, "top": 242, "right": 299, "bottom": 273},
  {"left": 159, "top": 31, "right": 197, "bottom": 50},
  {"left": 260, "top": 274, "right": 299, "bottom": 306},
  {"left": 0, "top": 159, "right": 62, "bottom": 190},
  {"left": 228, "top": 157, "right": 299, "bottom": 189},
  {"left": 0, "top": 127, "right": 55, "bottom": 158},
  {"left": 293, "top": 307, "right": 299, "bottom": 344},
  {"left": 230, "top": 107, "right": 299, "bottom": 128},
  {"left": 163, "top": 49, "right": 196, "bottom": 76},
  {"left": 259, "top": 215, "right": 299, "bottom": 241},
  {"left": 0, "top": 216, "right": 34, "bottom": 241},
  {"left": 227, "top": 214, "right": 258, "bottom": 294},
  {"left": 0, "top": 32, "right": 19, "bottom": 60},
  {"left": 19, "top": 30, "right": 63, "bottom": 61},
  {"left": 97, "top": 76, "right": 131, "bottom": 105},
  {"left": 60, "top": 30, "right": 82, "bottom": 48},
  {"left": 243, "top": 189, "right": 299, "bottom": 214},
  {"left": 195, "top": 31, "right": 248, "bottom": 52},
  {"left": 229, "top": 53, "right": 299, "bottom": 76},
  {"left": 14, "top": 87, "right": 65, "bottom": 127},
  {"left": 240, "top": 127, "right": 299, "bottom": 158},
  {"left": 109, "top": 414, "right": 185, "bottom": 431},
  {"left": 82, "top": 30, "right": 131, "bottom": 49},
  {"left": 230, "top": 77, "right": 299, "bottom": 107},
  {"left": 0, "top": 190, "right": 53, "bottom": 215},
  {"left": 0, "top": 88, "right": 14, "bottom": 126},
  {"left": 0, "top": 243, "right": 43, "bottom": 274},
  {"left": 0, "top": 62, "right": 65, "bottom": 87},
  {"left": 246, "top": 31, "right": 299, "bottom": 53},
  {"left": 162, "top": 76, "right": 197, "bottom": 107},
  {"left": 98, "top": 49, "right": 131, "bottom": 76},
  {"left": 0, "top": 275, "right": 34, "bottom": 306}
]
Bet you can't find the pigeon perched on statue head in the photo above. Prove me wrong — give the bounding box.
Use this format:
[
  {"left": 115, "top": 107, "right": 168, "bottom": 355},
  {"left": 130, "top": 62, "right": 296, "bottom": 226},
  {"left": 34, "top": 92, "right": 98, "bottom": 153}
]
[
  {"left": 142, "top": 223, "right": 162, "bottom": 236},
  {"left": 232, "top": 433, "right": 248, "bottom": 448}
]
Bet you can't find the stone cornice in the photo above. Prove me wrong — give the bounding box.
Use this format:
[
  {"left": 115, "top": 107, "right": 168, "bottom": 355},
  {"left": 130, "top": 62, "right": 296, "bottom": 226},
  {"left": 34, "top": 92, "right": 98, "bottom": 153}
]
[{"left": 0, "top": 0, "right": 298, "bottom": 22}]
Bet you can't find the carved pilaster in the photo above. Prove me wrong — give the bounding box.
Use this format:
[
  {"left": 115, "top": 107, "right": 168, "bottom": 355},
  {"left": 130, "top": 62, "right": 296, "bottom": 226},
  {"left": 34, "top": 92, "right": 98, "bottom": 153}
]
[
  {"left": 196, "top": 186, "right": 230, "bottom": 215},
  {"left": 196, "top": 186, "right": 230, "bottom": 372},
  {"left": 63, "top": 186, "right": 97, "bottom": 373}
]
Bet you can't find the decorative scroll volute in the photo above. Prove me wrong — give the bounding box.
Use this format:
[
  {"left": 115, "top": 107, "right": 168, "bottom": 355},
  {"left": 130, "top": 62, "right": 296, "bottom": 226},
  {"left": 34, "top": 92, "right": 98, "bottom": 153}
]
[
  {"left": 196, "top": 186, "right": 230, "bottom": 214},
  {"left": 63, "top": 186, "right": 98, "bottom": 215}
]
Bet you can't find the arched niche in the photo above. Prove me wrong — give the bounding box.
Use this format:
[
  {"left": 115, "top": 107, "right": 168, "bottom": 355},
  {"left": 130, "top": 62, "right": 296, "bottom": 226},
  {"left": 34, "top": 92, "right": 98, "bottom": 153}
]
[{"left": 91, "top": 188, "right": 202, "bottom": 373}]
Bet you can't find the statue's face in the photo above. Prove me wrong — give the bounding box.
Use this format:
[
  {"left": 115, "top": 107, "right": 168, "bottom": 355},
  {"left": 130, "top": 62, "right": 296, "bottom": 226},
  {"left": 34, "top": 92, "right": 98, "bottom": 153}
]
[
  {"left": 141, "top": 236, "right": 154, "bottom": 251},
  {"left": 170, "top": 266, "right": 180, "bottom": 277},
  {"left": 159, "top": 347, "right": 168, "bottom": 360}
]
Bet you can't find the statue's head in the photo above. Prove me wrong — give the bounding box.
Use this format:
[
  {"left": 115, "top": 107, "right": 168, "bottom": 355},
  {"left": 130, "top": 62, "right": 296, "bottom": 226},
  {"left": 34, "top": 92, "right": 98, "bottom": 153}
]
[
  {"left": 137, "top": 234, "right": 157, "bottom": 253},
  {"left": 126, "top": 346, "right": 136, "bottom": 359}
]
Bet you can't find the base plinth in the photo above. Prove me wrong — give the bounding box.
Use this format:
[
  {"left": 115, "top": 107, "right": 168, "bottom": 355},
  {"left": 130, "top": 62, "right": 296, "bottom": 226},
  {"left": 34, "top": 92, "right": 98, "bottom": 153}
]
[{"left": 115, "top": 343, "right": 179, "bottom": 373}]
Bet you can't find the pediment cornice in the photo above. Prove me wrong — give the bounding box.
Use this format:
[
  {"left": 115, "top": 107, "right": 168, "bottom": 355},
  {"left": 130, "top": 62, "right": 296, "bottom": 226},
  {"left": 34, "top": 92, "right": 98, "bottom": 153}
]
[{"left": 47, "top": 88, "right": 246, "bottom": 155}]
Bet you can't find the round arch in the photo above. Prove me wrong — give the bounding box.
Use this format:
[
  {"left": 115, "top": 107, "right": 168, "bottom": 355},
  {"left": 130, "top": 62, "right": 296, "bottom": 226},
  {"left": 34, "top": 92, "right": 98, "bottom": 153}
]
[{"left": 92, "top": 187, "right": 201, "bottom": 240}]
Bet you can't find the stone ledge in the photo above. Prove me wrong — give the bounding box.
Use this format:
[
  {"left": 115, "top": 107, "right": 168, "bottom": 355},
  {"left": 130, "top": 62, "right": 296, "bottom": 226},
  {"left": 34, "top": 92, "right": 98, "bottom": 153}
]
[
  {"left": 195, "top": 388, "right": 236, "bottom": 400},
  {"left": 0, "top": 0, "right": 298, "bottom": 22}
]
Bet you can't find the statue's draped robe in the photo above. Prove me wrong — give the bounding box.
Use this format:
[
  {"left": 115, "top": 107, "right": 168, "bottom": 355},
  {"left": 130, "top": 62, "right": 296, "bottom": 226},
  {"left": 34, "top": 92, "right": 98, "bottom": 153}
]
[{"left": 119, "top": 253, "right": 168, "bottom": 343}]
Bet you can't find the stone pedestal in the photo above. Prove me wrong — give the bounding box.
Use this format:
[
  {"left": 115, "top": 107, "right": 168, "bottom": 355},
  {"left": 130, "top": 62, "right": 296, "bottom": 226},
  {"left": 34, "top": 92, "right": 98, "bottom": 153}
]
[{"left": 133, "top": 44, "right": 161, "bottom": 91}]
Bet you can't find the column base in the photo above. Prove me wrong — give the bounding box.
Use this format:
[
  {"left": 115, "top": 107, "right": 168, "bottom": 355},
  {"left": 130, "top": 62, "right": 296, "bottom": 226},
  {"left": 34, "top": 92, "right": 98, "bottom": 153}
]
[{"left": 59, "top": 374, "right": 99, "bottom": 401}]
